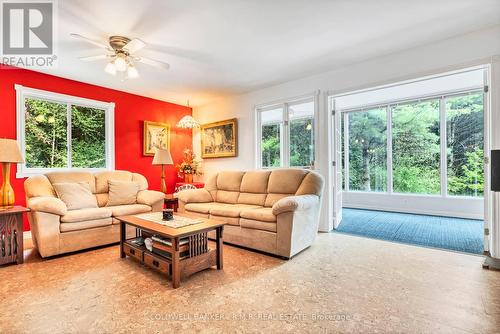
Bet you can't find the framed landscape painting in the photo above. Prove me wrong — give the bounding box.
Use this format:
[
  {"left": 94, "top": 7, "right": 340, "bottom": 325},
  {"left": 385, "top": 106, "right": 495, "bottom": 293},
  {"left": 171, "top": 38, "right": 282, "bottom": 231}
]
[
  {"left": 143, "top": 121, "right": 170, "bottom": 156},
  {"left": 200, "top": 118, "right": 238, "bottom": 158}
]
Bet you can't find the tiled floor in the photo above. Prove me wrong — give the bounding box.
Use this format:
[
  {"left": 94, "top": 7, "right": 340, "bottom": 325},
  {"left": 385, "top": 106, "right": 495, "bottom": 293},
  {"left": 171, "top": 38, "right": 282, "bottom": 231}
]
[{"left": 1, "top": 232, "right": 499, "bottom": 333}]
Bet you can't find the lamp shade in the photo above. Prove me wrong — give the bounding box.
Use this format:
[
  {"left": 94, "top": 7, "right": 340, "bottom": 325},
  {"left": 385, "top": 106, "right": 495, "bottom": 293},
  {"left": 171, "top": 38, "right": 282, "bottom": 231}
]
[
  {"left": 0, "top": 139, "right": 24, "bottom": 163},
  {"left": 152, "top": 148, "right": 173, "bottom": 165},
  {"left": 176, "top": 115, "right": 200, "bottom": 129}
]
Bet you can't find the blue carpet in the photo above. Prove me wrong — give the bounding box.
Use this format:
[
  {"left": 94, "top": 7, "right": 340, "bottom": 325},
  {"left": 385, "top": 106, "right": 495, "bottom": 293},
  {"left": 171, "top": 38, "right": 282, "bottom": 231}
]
[{"left": 336, "top": 208, "right": 484, "bottom": 254}]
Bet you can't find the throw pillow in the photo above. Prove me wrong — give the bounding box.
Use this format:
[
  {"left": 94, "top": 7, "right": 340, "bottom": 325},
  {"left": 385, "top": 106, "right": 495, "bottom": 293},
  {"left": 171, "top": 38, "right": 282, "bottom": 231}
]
[
  {"left": 107, "top": 180, "right": 140, "bottom": 206},
  {"left": 53, "top": 182, "right": 98, "bottom": 210}
]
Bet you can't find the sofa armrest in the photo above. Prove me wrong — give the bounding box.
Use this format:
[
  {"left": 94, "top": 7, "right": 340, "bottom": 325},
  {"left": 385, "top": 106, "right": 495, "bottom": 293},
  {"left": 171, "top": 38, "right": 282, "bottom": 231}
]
[
  {"left": 177, "top": 188, "right": 213, "bottom": 203},
  {"left": 27, "top": 196, "right": 67, "bottom": 216},
  {"left": 137, "top": 190, "right": 164, "bottom": 206},
  {"left": 272, "top": 195, "right": 319, "bottom": 216}
]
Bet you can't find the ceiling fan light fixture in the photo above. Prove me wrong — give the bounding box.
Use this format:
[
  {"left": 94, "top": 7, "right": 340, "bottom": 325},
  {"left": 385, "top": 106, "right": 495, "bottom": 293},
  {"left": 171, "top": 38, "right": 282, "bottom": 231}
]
[
  {"left": 104, "top": 62, "right": 116, "bottom": 75},
  {"left": 114, "top": 54, "right": 127, "bottom": 72},
  {"left": 127, "top": 64, "right": 139, "bottom": 78}
]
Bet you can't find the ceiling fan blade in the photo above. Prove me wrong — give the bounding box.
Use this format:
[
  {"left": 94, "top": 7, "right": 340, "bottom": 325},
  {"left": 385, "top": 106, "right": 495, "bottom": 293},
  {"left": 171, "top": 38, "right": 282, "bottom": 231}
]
[
  {"left": 70, "top": 33, "right": 109, "bottom": 49},
  {"left": 78, "top": 54, "right": 109, "bottom": 62},
  {"left": 137, "top": 56, "right": 170, "bottom": 70},
  {"left": 123, "top": 38, "right": 146, "bottom": 54}
]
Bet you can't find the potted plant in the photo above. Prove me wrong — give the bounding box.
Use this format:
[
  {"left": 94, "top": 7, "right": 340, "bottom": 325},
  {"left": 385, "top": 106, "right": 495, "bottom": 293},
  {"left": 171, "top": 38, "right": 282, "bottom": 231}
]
[{"left": 176, "top": 148, "right": 202, "bottom": 183}]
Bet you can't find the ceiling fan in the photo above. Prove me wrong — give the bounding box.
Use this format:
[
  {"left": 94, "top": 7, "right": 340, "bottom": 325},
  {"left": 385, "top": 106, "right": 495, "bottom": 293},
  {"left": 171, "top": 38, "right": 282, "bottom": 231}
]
[{"left": 70, "top": 33, "right": 170, "bottom": 79}]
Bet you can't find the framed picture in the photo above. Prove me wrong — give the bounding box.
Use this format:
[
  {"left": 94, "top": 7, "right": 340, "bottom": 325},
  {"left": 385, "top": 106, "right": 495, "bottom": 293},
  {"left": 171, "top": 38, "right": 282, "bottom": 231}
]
[
  {"left": 143, "top": 121, "right": 170, "bottom": 156},
  {"left": 200, "top": 118, "right": 238, "bottom": 158}
]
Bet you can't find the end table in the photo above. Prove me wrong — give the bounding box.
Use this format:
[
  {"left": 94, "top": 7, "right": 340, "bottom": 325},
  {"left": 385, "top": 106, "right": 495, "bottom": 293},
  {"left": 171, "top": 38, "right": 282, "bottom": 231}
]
[{"left": 0, "top": 206, "right": 29, "bottom": 265}]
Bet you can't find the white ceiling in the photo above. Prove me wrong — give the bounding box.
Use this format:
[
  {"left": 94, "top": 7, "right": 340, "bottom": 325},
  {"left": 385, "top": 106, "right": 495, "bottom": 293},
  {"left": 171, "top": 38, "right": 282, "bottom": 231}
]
[{"left": 33, "top": 0, "right": 500, "bottom": 106}]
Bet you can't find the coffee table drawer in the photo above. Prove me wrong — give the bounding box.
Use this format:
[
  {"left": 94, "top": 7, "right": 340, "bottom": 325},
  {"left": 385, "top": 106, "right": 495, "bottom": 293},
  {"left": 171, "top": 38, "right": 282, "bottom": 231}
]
[
  {"left": 144, "top": 252, "right": 170, "bottom": 275},
  {"left": 124, "top": 243, "right": 143, "bottom": 262}
]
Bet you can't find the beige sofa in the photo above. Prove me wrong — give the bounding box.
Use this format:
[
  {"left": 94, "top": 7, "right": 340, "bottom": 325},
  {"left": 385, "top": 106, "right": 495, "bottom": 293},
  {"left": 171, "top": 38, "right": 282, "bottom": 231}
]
[
  {"left": 25, "top": 170, "right": 164, "bottom": 258},
  {"left": 177, "top": 169, "right": 324, "bottom": 258}
]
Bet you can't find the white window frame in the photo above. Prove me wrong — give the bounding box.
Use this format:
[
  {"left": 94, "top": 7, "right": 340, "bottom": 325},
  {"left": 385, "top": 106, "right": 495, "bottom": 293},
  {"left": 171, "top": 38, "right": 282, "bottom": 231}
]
[
  {"left": 340, "top": 87, "right": 484, "bottom": 198},
  {"left": 15, "top": 84, "right": 115, "bottom": 178},
  {"left": 255, "top": 92, "right": 319, "bottom": 169}
]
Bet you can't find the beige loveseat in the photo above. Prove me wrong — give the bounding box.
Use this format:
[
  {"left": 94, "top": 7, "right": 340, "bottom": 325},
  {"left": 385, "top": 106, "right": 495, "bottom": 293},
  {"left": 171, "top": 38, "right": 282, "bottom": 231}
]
[
  {"left": 25, "top": 170, "right": 164, "bottom": 258},
  {"left": 177, "top": 169, "right": 324, "bottom": 258}
]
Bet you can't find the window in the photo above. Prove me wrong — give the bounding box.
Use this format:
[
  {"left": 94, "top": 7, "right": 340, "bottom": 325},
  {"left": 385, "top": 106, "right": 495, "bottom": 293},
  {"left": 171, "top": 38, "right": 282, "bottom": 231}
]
[
  {"left": 289, "top": 101, "right": 315, "bottom": 167},
  {"left": 446, "top": 93, "right": 484, "bottom": 197},
  {"left": 336, "top": 68, "right": 486, "bottom": 198},
  {"left": 392, "top": 100, "right": 441, "bottom": 194},
  {"left": 260, "top": 107, "right": 283, "bottom": 168},
  {"left": 257, "top": 95, "right": 316, "bottom": 168},
  {"left": 347, "top": 108, "right": 387, "bottom": 192},
  {"left": 16, "top": 85, "right": 114, "bottom": 177}
]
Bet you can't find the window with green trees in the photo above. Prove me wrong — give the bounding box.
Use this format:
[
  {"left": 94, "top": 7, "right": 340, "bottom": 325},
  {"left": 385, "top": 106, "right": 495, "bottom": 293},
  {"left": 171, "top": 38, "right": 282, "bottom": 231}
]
[
  {"left": 341, "top": 91, "right": 484, "bottom": 198},
  {"left": 347, "top": 108, "right": 387, "bottom": 192},
  {"left": 260, "top": 107, "right": 283, "bottom": 168},
  {"left": 446, "top": 93, "right": 484, "bottom": 197},
  {"left": 392, "top": 100, "right": 441, "bottom": 194},
  {"left": 17, "top": 86, "right": 113, "bottom": 175},
  {"left": 258, "top": 98, "right": 315, "bottom": 168}
]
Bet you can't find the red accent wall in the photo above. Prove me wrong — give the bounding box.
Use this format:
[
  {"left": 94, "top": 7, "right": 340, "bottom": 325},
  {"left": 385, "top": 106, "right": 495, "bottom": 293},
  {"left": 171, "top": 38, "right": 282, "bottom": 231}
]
[{"left": 0, "top": 66, "right": 192, "bottom": 230}]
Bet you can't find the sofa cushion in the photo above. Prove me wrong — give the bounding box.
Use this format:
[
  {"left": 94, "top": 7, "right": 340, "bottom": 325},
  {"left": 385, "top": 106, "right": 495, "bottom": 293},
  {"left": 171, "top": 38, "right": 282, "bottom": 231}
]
[
  {"left": 216, "top": 171, "right": 245, "bottom": 191},
  {"left": 53, "top": 182, "right": 98, "bottom": 210},
  {"left": 46, "top": 171, "right": 96, "bottom": 193},
  {"left": 240, "top": 207, "right": 276, "bottom": 222},
  {"left": 106, "top": 180, "right": 139, "bottom": 206},
  {"left": 210, "top": 204, "right": 261, "bottom": 218},
  {"left": 216, "top": 190, "right": 240, "bottom": 204},
  {"left": 132, "top": 173, "right": 149, "bottom": 191},
  {"left": 240, "top": 170, "right": 271, "bottom": 193},
  {"left": 96, "top": 193, "right": 109, "bottom": 207},
  {"left": 209, "top": 214, "right": 240, "bottom": 226},
  {"left": 24, "top": 175, "right": 56, "bottom": 198},
  {"left": 267, "top": 169, "right": 307, "bottom": 194},
  {"left": 295, "top": 172, "right": 324, "bottom": 196},
  {"left": 106, "top": 204, "right": 151, "bottom": 217},
  {"left": 94, "top": 170, "right": 133, "bottom": 193},
  {"left": 61, "top": 207, "right": 112, "bottom": 223},
  {"left": 240, "top": 218, "right": 277, "bottom": 232},
  {"left": 238, "top": 192, "right": 267, "bottom": 206},
  {"left": 264, "top": 193, "right": 293, "bottom": 207},
  {"left": 60, "top": 218, "right": 112, "bottom": 232},
  {"left": 184, "top": 202, "right": 221, "bottom": 214}
]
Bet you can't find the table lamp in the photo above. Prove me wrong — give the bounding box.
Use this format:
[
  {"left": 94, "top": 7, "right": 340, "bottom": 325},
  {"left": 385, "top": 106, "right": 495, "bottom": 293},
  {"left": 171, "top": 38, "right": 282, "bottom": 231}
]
[
  {"left": 0, "top": 139, "right": 24, "bottom": 209},
  {"left": 152, "top": 147, "right": 173, "bottom": 193}
]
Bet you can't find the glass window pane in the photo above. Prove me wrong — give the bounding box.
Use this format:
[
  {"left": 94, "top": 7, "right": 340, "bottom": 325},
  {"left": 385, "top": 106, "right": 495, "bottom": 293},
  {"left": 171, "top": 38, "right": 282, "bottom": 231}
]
[
  {"left": 25, "top": 97, "right": 67, "bottom": 168},
  {"left": 446, "top": 93, "right": 484, "bottom": 197},
  {"left": 71, "top": 105, "right": 106, "bottom": 168},
  {"left": 348, "top": 108, "right": 387, "bottom": 192},
  {"left": 289, "top": 101, "right": 314, "bottom": 167},
  {"left": 392, "top": 100, "right": 440, "bottom": 194},
  {"left": 260, "top": 108, "right": 282, "bottom": 167}
]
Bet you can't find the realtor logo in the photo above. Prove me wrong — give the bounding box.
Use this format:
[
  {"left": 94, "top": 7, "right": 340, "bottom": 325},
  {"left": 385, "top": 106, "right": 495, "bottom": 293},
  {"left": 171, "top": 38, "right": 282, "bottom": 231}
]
[{"left": 1, "top": 0, "right": 57, "bottom": 68}]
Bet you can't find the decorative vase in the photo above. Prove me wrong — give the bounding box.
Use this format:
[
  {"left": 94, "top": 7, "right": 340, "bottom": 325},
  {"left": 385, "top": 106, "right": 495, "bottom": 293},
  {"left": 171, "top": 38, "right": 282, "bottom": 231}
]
[{"left": 184, "top": 173, "right": 193, "bottom": 183}]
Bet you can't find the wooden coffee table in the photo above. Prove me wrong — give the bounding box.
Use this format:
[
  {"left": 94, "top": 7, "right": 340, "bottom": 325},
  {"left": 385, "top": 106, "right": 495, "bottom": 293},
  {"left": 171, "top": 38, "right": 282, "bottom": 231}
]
[{"left": 117, "top": 213, "right": 225, "bottom": 288}]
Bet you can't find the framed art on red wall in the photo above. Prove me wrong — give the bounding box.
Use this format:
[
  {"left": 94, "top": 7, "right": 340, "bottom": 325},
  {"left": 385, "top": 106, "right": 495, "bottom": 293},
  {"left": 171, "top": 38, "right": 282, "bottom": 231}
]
[{"left": 143, "top": 120, "right": 170, "bottom": 156}]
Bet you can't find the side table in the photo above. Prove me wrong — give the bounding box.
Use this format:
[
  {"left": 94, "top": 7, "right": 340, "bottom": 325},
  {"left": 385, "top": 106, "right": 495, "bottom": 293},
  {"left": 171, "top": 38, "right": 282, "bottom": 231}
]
[
  {"left": 0, "top": 206, "right": 29, "bottom": 265},
  {"left": 164, "top": 194, "right": 179, "bottom": 212}
]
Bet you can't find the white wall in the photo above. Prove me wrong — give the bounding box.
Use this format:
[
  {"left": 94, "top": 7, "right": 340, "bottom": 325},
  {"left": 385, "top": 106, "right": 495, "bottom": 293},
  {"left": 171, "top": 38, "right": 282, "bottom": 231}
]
[{"left": 193, "top": 25, "right": 500, "bottom": 233}]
